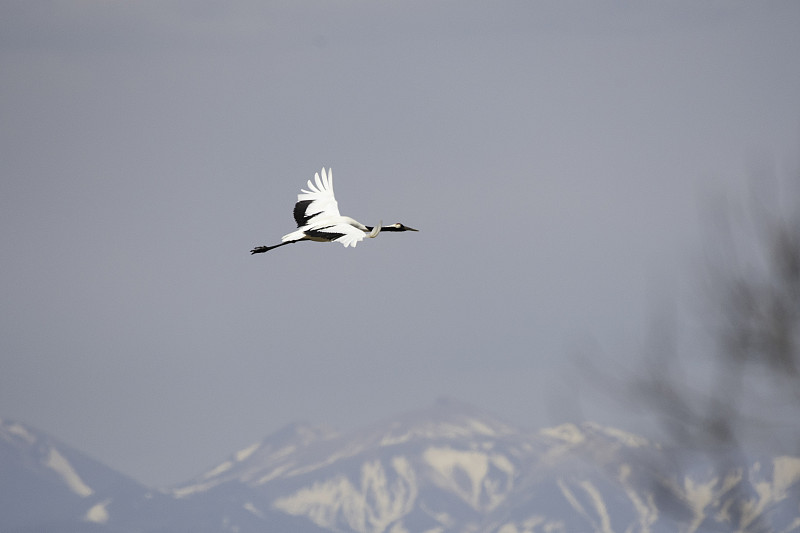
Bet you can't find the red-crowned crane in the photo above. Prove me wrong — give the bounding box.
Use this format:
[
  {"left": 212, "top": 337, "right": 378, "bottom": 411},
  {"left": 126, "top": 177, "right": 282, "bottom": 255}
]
[{"left": 250, "top": 167, "right": 418, "bottom": 254}]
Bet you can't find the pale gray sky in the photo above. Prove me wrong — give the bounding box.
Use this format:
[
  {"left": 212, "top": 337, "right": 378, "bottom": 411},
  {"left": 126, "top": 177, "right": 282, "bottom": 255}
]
[{"left": 2, "top": 1, "right": 799, "bottom": 487}]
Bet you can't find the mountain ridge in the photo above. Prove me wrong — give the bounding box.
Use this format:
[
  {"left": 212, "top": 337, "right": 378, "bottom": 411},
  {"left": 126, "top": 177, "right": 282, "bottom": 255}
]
[{"left": 2, "top": 402, "right": 799, "bottom": 533}]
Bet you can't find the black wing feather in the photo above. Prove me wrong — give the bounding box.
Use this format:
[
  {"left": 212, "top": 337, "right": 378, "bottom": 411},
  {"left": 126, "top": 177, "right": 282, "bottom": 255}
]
[
  {"left": 293, "top": 200, "right": 316, "bottom": 227},
  {"left": 304, "top": 227, "right": 346, "bottom": 242}
]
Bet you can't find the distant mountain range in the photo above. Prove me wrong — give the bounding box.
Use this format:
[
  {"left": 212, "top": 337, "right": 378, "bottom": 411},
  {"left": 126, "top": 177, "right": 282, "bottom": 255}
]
[{"left": 2, "top": 398, "right": 799, "bottom": 532}]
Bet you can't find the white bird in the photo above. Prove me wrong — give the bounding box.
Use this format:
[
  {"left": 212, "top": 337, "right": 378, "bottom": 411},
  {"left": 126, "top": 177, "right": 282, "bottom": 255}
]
[{"left": 251, "top": 167, "right": 418, "bottom": 254}]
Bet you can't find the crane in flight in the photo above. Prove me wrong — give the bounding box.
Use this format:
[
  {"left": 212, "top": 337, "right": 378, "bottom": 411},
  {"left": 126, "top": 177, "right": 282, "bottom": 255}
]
[{"left": 250, "top": 167, "right": 418, "bottom": 254}]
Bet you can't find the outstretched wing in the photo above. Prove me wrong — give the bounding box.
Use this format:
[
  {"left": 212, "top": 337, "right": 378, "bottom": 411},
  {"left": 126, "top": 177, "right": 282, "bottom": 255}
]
[
  {"left": 293, "top": 168, "right": 341, "bottom": 227},
  {"left": 283, "top": 167, "right": 370, "bottom": 248}
]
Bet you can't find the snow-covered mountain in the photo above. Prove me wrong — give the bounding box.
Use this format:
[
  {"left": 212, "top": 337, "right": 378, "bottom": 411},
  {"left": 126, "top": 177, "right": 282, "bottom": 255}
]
[
  {"left": 3, "top": 400, "right": 800, "bottom": 533},
  {"left": 0, "top": 416, "right": 157, "bottom": 532}
]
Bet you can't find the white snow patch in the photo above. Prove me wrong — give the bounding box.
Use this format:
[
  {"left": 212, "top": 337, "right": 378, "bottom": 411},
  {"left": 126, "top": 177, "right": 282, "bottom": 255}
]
[
  {"left": 467, "top": 418, "right": 497, "bottom": 436},
  {"left": 491, "top": 454, "right": 515, "bottom": 477},
  {"left": 274, "top": 457, "right": 417, "bottom": 533},
  {"left": 45, "top": 448, "right": 93, "bottom": 497},
  {"left": 579, "top": 480, "right": 614, "bottom": 533},
  {"left": 287, "top": 445, "right": 365, "bottom": 477},
  {"left": 380, "top": 432, "right": 413, "bottom": 447},
  {"left": 221, "top": 515, "right": 240, "bottom": 533},
  {"left": 712, "top": 470, "right": 744, "bottom": 525},
  {"left": 683, "top": 475, "right": 718, "bottom": 533},
  {"left": 423, "top": 447, "right": 511, "bottom": 511},
  {"left": 772, "top": 456, "right": 800, "bottom": 499},
  {"left": 85, "top": 499, "right": 111, "bottom": 524},
  {"left": 388, "top": 521, "right": 410, "bottom": 533},
  {"left": 523, "top": 516, "right": 549, "bottom": 531},
  {"left": 255, "top": 463, "right": 293, "bottom": 485},
  {"left": 172, "top": 485, "right": 197, "bottom": 498},
  {"left": 540, "top": 424, "right": 585, "bottom": 445},
  {"left": 172, "top": 481, "right": 218, "bottom": 498},
  {"left": 203, "top": 460, "right": 233, "bottom": 479},
  {"left": 558, "top": 479, "right": 588, "bottom": 516},
  {"left": 618, "top": 463, "right": 658, "bottom": 532},
  {"left": 236, "top": 442, "right": 260, "bottom": 462},
  {"left": 498, "top": 516, "right": 552, "bottom": 533},
  {"left": 425, "top": 447, "right": 488, "bottom": 509},
  {"left": 740, "top": 456, "right": 800, "bottom": 530},
  {"left": 243, "top": 501, "right": 265, "bottom": 519},
  {"left": 557, "top": 479, "right": 614, "bottom": 533},
  {"left": 420, "top": 504, "right": 454, "bottom": 528},
  {"left": 586, "top": 422, "right": 649, "bottom": 447},
  {"left": 379, "top": 418, "right": 511, "bottom": 447},
  {"left": 5, "top": 422, "right": 37, "bottom": 445},
  {"left": 272, "top": 444, "right": 297, "bottom": 460}
]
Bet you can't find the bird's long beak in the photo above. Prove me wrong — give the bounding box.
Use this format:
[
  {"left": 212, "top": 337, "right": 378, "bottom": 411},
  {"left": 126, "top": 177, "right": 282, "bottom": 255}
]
[{"left": 406, "top": 226, "right": 419, "bottom": 232}]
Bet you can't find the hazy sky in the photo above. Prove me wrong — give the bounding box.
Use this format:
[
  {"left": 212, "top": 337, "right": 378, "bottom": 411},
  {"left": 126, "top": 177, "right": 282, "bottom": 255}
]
[{"left": 2, "top": 2, "right": 799, "bottom": 488}]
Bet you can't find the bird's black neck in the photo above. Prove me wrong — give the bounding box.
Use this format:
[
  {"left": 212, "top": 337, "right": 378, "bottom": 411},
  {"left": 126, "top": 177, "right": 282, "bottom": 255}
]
[{"left": 366, "top": 225, "right": 400, "bottom": 232}]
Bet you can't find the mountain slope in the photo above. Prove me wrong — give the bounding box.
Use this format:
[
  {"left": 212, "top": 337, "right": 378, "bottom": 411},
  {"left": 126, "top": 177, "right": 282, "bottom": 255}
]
[
  {"left": 0, "top": 417, "right": 154, "bottom": 532},
  {"left": 2, "top": 401, "right": 799, "bottom": 533},
  {"left": 167, "top": 399, "right": 800, "bottom": 533}
]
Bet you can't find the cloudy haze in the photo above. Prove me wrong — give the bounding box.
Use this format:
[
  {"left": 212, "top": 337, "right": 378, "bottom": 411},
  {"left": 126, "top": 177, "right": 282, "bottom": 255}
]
[{"left": 2, "top": 1, "right": 799, "bottom": 487}]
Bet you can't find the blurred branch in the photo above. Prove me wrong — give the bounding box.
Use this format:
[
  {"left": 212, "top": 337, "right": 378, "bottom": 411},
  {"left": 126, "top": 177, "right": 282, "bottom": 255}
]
[
  {"left": 643, "top": 167, "right": 800, "bottom": 452},
  {"left": 632, "top": 165, "right": 800, "bottom": 531}
]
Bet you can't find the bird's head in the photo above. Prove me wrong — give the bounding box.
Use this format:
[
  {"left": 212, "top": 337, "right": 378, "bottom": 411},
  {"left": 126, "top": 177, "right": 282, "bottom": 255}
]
[{"left": 385, "top": 222, "right": 418, "bottom": 232}]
